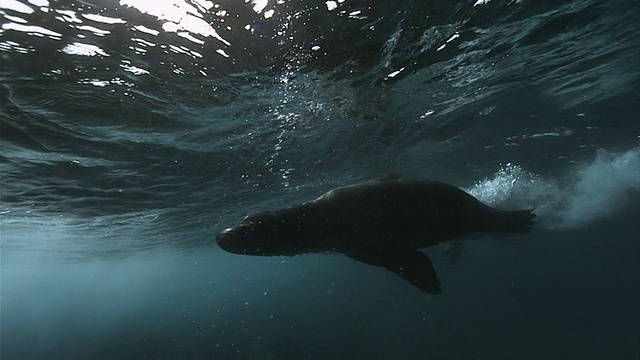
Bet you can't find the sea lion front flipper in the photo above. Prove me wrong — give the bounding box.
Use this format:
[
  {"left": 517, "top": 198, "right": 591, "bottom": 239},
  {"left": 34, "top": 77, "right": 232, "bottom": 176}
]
[
  {"left": 389, "top": 250, "right": 442, "bottom": 294},
  {"left": 341, "top": 248, "right": 441, "bottom": 294}
]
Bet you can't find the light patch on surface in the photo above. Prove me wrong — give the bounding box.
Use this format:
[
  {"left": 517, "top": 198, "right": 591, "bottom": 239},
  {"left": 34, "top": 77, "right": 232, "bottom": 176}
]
[
  {"left": 474, "top": 0, "right": 491, "bottom": 6},
  {"left": 133, "top": 25, "right": 160, "bottom": 36},
  {"left": 179, "top": 14, "right": 229, "bottom": 45},
  {"left": 216, "top": 49, "right": 230, "bottom": 58},
  {"left": 169, "top": 44, "right": 188, "bottom": 54},
  {"left": 121, "top": 64, "right": 149, "bottom": 75},
  {"left": 529, "top": 132, "right": 561, "bottom": 138},
  {"left": 387, "top": 67, "right": 405, "bottom": 78},
  {"left": 191, "top": 0, "right": 214, "bottom": 12},
  {"left": 27, "top": 0, "right": 48, "bottom": 6},
  {"left": 82, "top": 13, "right": 126, "bottom": 24},
  {"left": 251, "top": 0, "right": 268, "bottom": 13},
  {"left": 174, "top": 29, "right": 205, "bottom": 44},
  {"left": 348, "top": 10, "right": 362, "bottom": 18},
  {"left": 120, "top": 0, "right": 230, "bottom": 46},
  {"left": 264, "top": 9, "right": 274, "bottom": 18},
  {"left": 55, "top": 9, "right": 82, "bottom": 23},
  {"left": 62, "top": 42, "right": 109, "bottom": 56},
  {"left": 132, "top": 37, "right": 156, "bottom": 47},
  {"left": 121, "top": 0, "right": 194, "bottom": 23},
  {"left": 326, "top": 1, "right": 337, "bottom": 11},
  {"left": 446, "top": 33, "right": 460, "bottom": 42},
  {"left": 1, "top": 0, "right": 34, "bottom": 14},
  {"left": 0, "top": 40, "right": 31, "bottom": 53},
  {"left": 3, "top": 14, "right": 28, "bottom": 23},
  {"left": 419, "top": 110, "right": 435, "bottom": 119},
  {"left": 110, "top": 77, "right": 134, "bottom": 87},
  {"left": 75, "top": 25, "right": 111, "bottom": 36},
  {"left": 437, "top": 33, "right": 460, "bottom": 51},
  {"left": 79, "top": 79, "right": 110, "bottom": 87},
  {"left": 2, "top": 22, "right": 62, "bottom": 38}
]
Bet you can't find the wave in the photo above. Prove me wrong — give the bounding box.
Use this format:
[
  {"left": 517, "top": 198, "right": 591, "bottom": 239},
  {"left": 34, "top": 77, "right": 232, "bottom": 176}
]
[{"left": 468, "top": 146, "right": 640, "bottom": 229}]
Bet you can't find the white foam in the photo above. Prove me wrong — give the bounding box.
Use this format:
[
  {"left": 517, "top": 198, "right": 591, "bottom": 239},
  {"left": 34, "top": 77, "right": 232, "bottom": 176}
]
[{"left": 468, "top": 146, "right": 640, "bottom": 229}]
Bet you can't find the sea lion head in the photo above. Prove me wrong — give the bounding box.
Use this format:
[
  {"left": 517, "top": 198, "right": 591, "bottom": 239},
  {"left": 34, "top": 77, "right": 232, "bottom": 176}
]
[{"left": 216, "top": 210, "right": 307, "bottom": 256}]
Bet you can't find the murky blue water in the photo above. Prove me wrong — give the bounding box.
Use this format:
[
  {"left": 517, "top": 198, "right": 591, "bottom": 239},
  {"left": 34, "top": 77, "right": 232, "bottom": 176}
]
[{"left": 1, "top": 0, "right": 639, "bottom": 358}]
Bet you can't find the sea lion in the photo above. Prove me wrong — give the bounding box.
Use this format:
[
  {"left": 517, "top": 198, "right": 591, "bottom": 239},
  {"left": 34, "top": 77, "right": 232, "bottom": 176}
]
[{"left": 217, "top": 177, "right": 536, "bottom": 294}]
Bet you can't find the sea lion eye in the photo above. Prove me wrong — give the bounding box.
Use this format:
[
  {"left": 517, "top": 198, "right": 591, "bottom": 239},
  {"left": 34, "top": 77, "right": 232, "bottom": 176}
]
[
  {"left": 244, "top": 213, "right": 263, "bottom": 222},
  {"left": 244, "top": 211, "right": 275, "bottom": 225}
]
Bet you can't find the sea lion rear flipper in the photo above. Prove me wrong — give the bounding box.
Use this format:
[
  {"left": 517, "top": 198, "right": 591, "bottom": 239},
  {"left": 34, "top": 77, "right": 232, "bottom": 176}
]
[
  {"left": 341, "top": 248, "right": 441, "bottom": 294},
  {"left": 389, "top": 251, "right": 442, "bottom": 294},
  {"left": 490, "top": 209, "right": 536, "bottom": 233}
]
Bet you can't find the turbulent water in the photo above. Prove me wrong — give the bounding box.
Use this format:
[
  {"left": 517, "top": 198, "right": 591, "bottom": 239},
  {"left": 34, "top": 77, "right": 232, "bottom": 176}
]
[{"left": 1, "top": 0, "right": 639, "bottom": 359}]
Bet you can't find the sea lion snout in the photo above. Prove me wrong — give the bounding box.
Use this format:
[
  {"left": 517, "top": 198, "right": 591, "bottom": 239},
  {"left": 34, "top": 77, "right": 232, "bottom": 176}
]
[
  {"left": 216, "top": 226, "right": 252, "bottom": 254},
  {"left": 216, "top": 218, "right": 289, "bottom": 256}
]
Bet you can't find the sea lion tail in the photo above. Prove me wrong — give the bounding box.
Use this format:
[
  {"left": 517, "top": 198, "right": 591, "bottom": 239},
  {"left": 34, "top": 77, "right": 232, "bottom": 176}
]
[{"left": 489, "top": 209, "right": 536, "bottom": 233}]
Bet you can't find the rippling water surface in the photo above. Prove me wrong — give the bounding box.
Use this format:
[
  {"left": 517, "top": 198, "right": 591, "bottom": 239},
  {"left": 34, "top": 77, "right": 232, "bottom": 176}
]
[{"left": 1, "top": 0, "right": 639, "bottom": 359}]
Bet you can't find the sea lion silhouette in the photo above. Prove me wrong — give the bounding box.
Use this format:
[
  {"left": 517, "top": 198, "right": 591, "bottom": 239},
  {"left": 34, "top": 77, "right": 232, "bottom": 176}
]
[{"left": 217, "top": 177, "right": 536, "bottom": 294}]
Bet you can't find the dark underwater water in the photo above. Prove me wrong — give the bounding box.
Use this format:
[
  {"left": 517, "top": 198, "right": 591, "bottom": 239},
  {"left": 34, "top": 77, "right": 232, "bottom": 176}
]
[{"left": 1, "top": 0, "right": 639, "bottom": 359}]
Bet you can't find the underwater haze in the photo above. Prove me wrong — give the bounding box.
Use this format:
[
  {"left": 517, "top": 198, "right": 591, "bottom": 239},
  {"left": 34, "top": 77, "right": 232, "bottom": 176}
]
[{"left": 1, "top": 0, "right": 639, "bottom": 359}]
